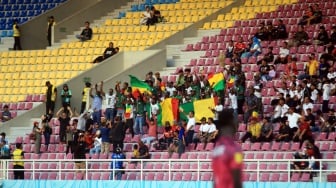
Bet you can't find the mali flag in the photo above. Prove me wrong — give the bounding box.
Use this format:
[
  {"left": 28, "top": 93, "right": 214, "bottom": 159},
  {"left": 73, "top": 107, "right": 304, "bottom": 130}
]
[
  {"left": 129, "top": 75, "right": 152, "bottom": 97},
  {"left": 157, "top": 98, "right": 179, "bottom": 126},
  {"left": 227, "top": 75, "right": 235, "bottom": 88},
  {"left": 208, "top": 73, "right": 225, "bottom": 91}
]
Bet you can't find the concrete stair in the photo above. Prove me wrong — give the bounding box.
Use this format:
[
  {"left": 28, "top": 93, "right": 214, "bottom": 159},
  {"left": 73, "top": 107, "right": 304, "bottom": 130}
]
[{"left": 0, "top": 37, "right": 14, "bottom": 51}]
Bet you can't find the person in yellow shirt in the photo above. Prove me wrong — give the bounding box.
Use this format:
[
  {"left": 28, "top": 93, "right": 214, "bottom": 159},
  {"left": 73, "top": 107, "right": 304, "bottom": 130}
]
[
  {"left": 13, "top": 20, "right": 22, "bottom": 50},
  {"left": 80, "top": 82, "right": 91, "bottom": 114},
  {"left": 298, "top": 53, "right": 319, "bottom": 80},
  {"left": 12, "top": 143, "right": 24, "bottom": 179},
  {"left": 240, "top": 117, "right": 261, "bottom": 142}
]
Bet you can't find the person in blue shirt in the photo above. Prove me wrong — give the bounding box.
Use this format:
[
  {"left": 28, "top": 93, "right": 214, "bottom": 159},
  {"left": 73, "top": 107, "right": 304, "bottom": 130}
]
[
  {"left": 0, "top": 140, "right": 10, "bottom": 159},
  {"left": 100, "top": 121, "right": 111, "bottom": 155},
  {"left": 110, "top": 147, "right": 125, "bottom": 180},
  {"left": 90, "top": 81, "right": 104, "bottom": 125}
]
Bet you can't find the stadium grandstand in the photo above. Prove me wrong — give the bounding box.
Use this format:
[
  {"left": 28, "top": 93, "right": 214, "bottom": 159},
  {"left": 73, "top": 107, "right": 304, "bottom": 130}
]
[{"left": 0, "top": 0, "right": 336, "bottom": 187}]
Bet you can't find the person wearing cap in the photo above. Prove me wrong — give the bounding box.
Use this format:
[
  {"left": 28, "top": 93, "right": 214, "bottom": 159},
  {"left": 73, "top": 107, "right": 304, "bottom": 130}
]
[
  {"left": 212, "top": 109, "right": 243, "bottom": 188},
  {"left": 45, "top": 81, "right": 57, "bottom": 115},
  {"left": 1, "top": 105, "right": 11, "bottom": 122},
  {"left": 80, "top": 82, "right": 91, "bottom": 114},
  {"left": 32, "top": 121, "right": 42, "bottom": 154},
  {"left": 240, "top": 116, "right": 261, "bottom": 143},
  {"left": 110, "top": 147, "right": 125, "bottom": 180},
  {"left": 12, "top": 143, "right": 24, "bottom": 179},
  {"left": 61, "top": 84, "right": 72, "bottom": 112}
]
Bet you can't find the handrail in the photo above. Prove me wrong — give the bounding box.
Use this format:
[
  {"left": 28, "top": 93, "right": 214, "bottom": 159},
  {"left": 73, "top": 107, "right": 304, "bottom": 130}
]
[{"left": 0, "top": 158, "right": 335, "bottom": 181}]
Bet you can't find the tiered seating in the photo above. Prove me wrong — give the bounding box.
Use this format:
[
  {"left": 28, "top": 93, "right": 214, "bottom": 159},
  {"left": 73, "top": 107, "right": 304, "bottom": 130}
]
[{"left": 0, "top": 0, "right": 68, "bottom": 37}]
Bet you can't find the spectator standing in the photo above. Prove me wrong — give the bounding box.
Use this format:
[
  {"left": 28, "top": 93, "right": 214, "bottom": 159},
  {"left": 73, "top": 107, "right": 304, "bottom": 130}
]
[
  {"left": 33, "top": 121, "right": 42, "bottom": 154},
  {"left": 65, "top": 125, "right": 74, "bottom": 154},
  {"left": 0, "top": 140, "right": 10, "bottom": 159},
  {"left": 228, "top": 89, "right": 238, "bottom": 120},
  {"left": 61, "top": 84, "right": 72, "bottom": 112},
  {"left": 182, "top": 110, "right": 195, "bottom": 147},
  {"left": 56, "top": 107, "right": 73, "bottom": 144},
  {"left": 212, "top": 109, "right": 243, "bottom": 188},
  {"left": 12, "top": 143, "right": 24, "bottom": 179},
  {"left": 41, "top": 114, "right": 52, "bottom": 150},
  {"left": 124, "top": 97, "right": 134, "bottom": 138},
  {"left": 74, "top": 134, "right": 87, "bottom": 178},
  {"left": 76, "top": 21, "right": 93, "bottom": 42},
  {"left": 110, "top": 147, "right": 125, "bottom": 180},
  {"left": 322, "top": 80, "right": 331, "bottom": 113},
  {"left": 285, "top": 107, "right": 302, "bottom": 138},
  {"left": 89, "top": 131, "right": 102, "bottom": 156},
  {"left": 133, "top": 96, "right": 146, "bottom": 136},
  {"left": 236, "top": 79, "right": 245, "bottom": 115},
  {"left": 80, "top": 82, "right": 91, "bottom": 114},
  {"left": 109, "top": 116, "right": 126, "bottom": 152},
  {"left": 298, "top": 54, "right": 319, "bottom": 80},
  {"left": 90, "top": 82, "right": 104, "bottom": 125},
  {"left": 45, "top": 81, "right": 57, "bottom": 115},
  {"left": 1, "top": 105, "right": 11, "bottom": 122},
  {"left": 47, "top": 16, "right": 55, "bottom": 46},
  {"left": 104, "top": 88, "right": 117, "bottom": 122},
  {"left": 100, "top": 121, "right": 112, "bottom": 154},
  {"left": 13, "top": 20, "right": 22, "bottom": 50}
]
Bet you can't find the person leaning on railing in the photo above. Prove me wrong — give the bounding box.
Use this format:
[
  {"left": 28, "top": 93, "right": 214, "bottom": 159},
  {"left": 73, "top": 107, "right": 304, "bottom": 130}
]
[{"left": 12, "top": 143, "right": 24, "bottom": 180}]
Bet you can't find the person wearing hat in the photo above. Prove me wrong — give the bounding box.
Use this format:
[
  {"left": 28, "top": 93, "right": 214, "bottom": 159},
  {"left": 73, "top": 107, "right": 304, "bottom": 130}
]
[
  {"left": 32, "top": 121, "right": 42, "bottom": 154},
  {"left": 212, "top": 109, "right": 243, "bottom": 188},
  {"left": 110, "top": 147, "right": 125, "bottom": 180},
  {"left": 45, "top": 81, "right": 57, "bottom": 115},
  {"left": 61, "top": 84, "right": 72, "bottom": 112},
  {"left": 12, "top": 143, "right": 24, "bottom": 179},
  {"left": 240, "top": 116, "right": 261, "bottom": 143}
]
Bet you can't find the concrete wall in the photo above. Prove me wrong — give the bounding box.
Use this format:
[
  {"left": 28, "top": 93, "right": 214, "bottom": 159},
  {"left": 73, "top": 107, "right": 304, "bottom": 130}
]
[
  {"left": 20, "top": 0, "right": 131, "bottom": 50},
  {"left": 0, "top": 49, "right": 166, "bottom": 135}
]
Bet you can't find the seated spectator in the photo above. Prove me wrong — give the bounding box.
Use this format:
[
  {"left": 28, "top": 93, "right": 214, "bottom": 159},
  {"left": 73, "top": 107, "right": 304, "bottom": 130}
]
[
  {"left": 83, "top": 130, "right": 93, "bottom": 151},
  {"left": 241, "top": 37, "right": 262, "bottom": 58},
  {"left": 320, "top": 109, "right": 336, "bottom": 133},
  {"left": 258, "top": 47, "right": 274, "bottom": 65},
  {"left": 140, "top": 6, "right": 151, "bottom": 25},
  {"left": 265, "top": 21, "right": 274, "bottom": 40},
  {"left": 302, "top": 97, "right": 314, "bottom": 116},
  {"left": 132, "top": 144, "right": 139, "bottom": 158},
  {"left": 225, "top": 40, "right": 235, "bottom": 58},
  {"left": 76, "top": 21, "right": 93, "bottom": 42},
  {"left": 240, "top": 116, "right": 261, "bottom": 143},
  {"left": 150, "top": 6, "right": 163, "bottom": 24},
  {"left": 305, "top": 108, "right": 318, "bottom": 132},
  {"left": 298, "top": 6, "right": 315, "bottom": 26},
  {"left": 243, "top": 88, "right": 258, "bottom": 124},
  {"left": 271, "top": 98, "right": 289, "bottom": 123},
  {"left": 135, "top": 140, "right": 150, "bottom": 159},
  {"left": 293, "top": 117, "right": 314, "bottom": 147},
  {"left": 319, "top": 58, "right": 331, "bottom": 79},
  {"left": 275, "top": 118, "right": 291, "bottom": 142},
  {"left": 298, "top": 53, "right": 319, "bottom": 80},
  {"left": 292, "top": 149, "right": 309, "bottom": 171},
  {"left": 259, "top": 60, "right": 271, "bottom": 81},
  {"left": 233, "top": 36, "right": 246, "bottom": 57},
  {"left": 330, "top": 26, "right": 336, "bottom": 45},
  {"left": 195, "top": 117, "right": 218, "bottom": 145},
  {"left": 168, "top": 122, "right": 185, "bottom": 158},
  {"left": 285, "top": 107, "right": 301, "bottom": 138},
  {"left": 255, "top": 22, "right": 268, "bottom": 41},
  {"left": 314, "top": 26, "right": 329, "bottom": 45},
  {"left": 259, "top": 117, "right": 273, "bottom": 142},
  {"left": 92, "top": 42, "right": 116, "bottom": 64},
  {"left": 289, "top": 25, "right": 309, "bottom": 47},
  {"left": 273, "top": 19, "right": 288, "bottom": 39},
  {"left": 1, "top": 105, "right": 11, "bottom": 122},
  {"left": 284, "top": 56, "right": 298, "bottom": 79},
  {"left": 141, "top": 118, "right": 157, "bottom": 144},
  {"left": 274, "top": 41, "right": 290, "bottom": 64}
]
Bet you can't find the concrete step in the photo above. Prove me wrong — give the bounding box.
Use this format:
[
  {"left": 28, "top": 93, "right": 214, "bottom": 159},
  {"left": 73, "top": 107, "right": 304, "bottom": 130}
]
[{"left": 197, "top": 29, "right": 221, "bottom": 37}]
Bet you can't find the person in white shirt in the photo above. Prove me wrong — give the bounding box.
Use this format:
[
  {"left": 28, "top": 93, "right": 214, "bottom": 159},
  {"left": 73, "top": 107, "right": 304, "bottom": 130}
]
[
  {"left": 302, "top": 97, "right": 314, "bottom": 116},
  {"left": 228, "top": 89, "right": 238, "bottom": 119},
  {"left": 286, "top": 107, "right": 301, "bottom": 138},
  {"left": 104, "top": 88, "right": 117, "bottom": 122},
  {"left": 180, "top": 110, "right": 195, "bottom": 146},
  {"left": 140, "top": 6, "right": 152, "bottom": 25},
  {"left": 327, "top": 67, "right": 336, "bottom": 80},
  {"left": 274, "top": 41, "right": 289, "bottom": 64},
  {"left": 149, "top": 99, "right": 159, "bottom": 119},
  {"left": 89, "top": 132, "right": 102, "bottom": 156},
  {"left": 210, "top": 98, "right": 224, "bottom": 122},
  {"left": 310, "top": 84, "right": 318, "bottom": 102},
  {"left": 322, "top": 80, "right": 331, "bottom": 113},
  {"left": 165, "top": 82, "right": 176, "bottom": 97},
  {"left": 272, "top": 98, "right": 289, "bottom": 123}
]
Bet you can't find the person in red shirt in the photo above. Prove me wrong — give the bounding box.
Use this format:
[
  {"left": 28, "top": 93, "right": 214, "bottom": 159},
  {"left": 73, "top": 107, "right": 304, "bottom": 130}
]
[
  {"left": 293, "top": 117, "right": 314, "bottom": 147},
  {"left": 234, "top": 37, "right": 246, "bottom": 57},
  {"left": 212, "top": 109, "right": 243, "bottom": 188}
]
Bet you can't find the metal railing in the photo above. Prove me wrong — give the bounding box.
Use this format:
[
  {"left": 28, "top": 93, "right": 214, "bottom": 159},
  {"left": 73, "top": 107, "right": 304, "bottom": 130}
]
[{"left": 0, "top": 158, "right": 335, "bottom": 181}]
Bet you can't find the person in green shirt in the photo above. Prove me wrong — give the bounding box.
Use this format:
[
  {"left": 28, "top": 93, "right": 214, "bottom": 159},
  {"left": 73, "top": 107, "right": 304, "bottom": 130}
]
[
  {"left": 115, "top": 83, "right": 126, "bottom": 119},
  {"left": 236, "top": 79, "right": 246, "bottom": 115},
  {"left": 134, "top": 96, "right": 146, "bottom": 135}
]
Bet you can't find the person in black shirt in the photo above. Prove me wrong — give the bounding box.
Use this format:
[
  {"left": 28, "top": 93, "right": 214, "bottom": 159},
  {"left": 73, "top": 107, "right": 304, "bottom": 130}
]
[
  {"left": 92, "top": 42, "right": 116, "bottom": 63},
  {"left": 330, "top": 26, "right": 336, "bottom": 45},
  {"left": 274, "top": 19, "right": 288, "bottom": 39},
  {"left": 76, "top": 21, "right": 93, "bottom": 42},
  {"left": 56, "top": 107, "right": 73, "bottom": 144},
  {"left": 314, "top": 26, "right": 329, "bottom": 45},
  {"left": 45, "top": 81, "right": 57, "bottom": 115},
  {"left": 74, "top": 134, "right": 87, "bottom": 178},
  {"left": 109, "top": 116, "right": 126, "bottom": 152},
  {"left": 47, "top": 16, "right": 55, "bottom": 46}
]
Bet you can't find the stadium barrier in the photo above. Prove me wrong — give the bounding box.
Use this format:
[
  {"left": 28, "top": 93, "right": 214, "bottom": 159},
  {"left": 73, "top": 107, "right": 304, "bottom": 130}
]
[{"left": 0, "top": 158, "right": 335, "bottom": 182}]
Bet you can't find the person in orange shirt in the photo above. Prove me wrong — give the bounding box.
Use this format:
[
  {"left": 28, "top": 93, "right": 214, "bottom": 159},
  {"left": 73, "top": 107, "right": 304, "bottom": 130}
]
[
  {"left": 284, "top": 56, "right": 298, "bottom": 79},
  {"left": 233, "top": 36, "right": 246, "bottom": 57}
]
